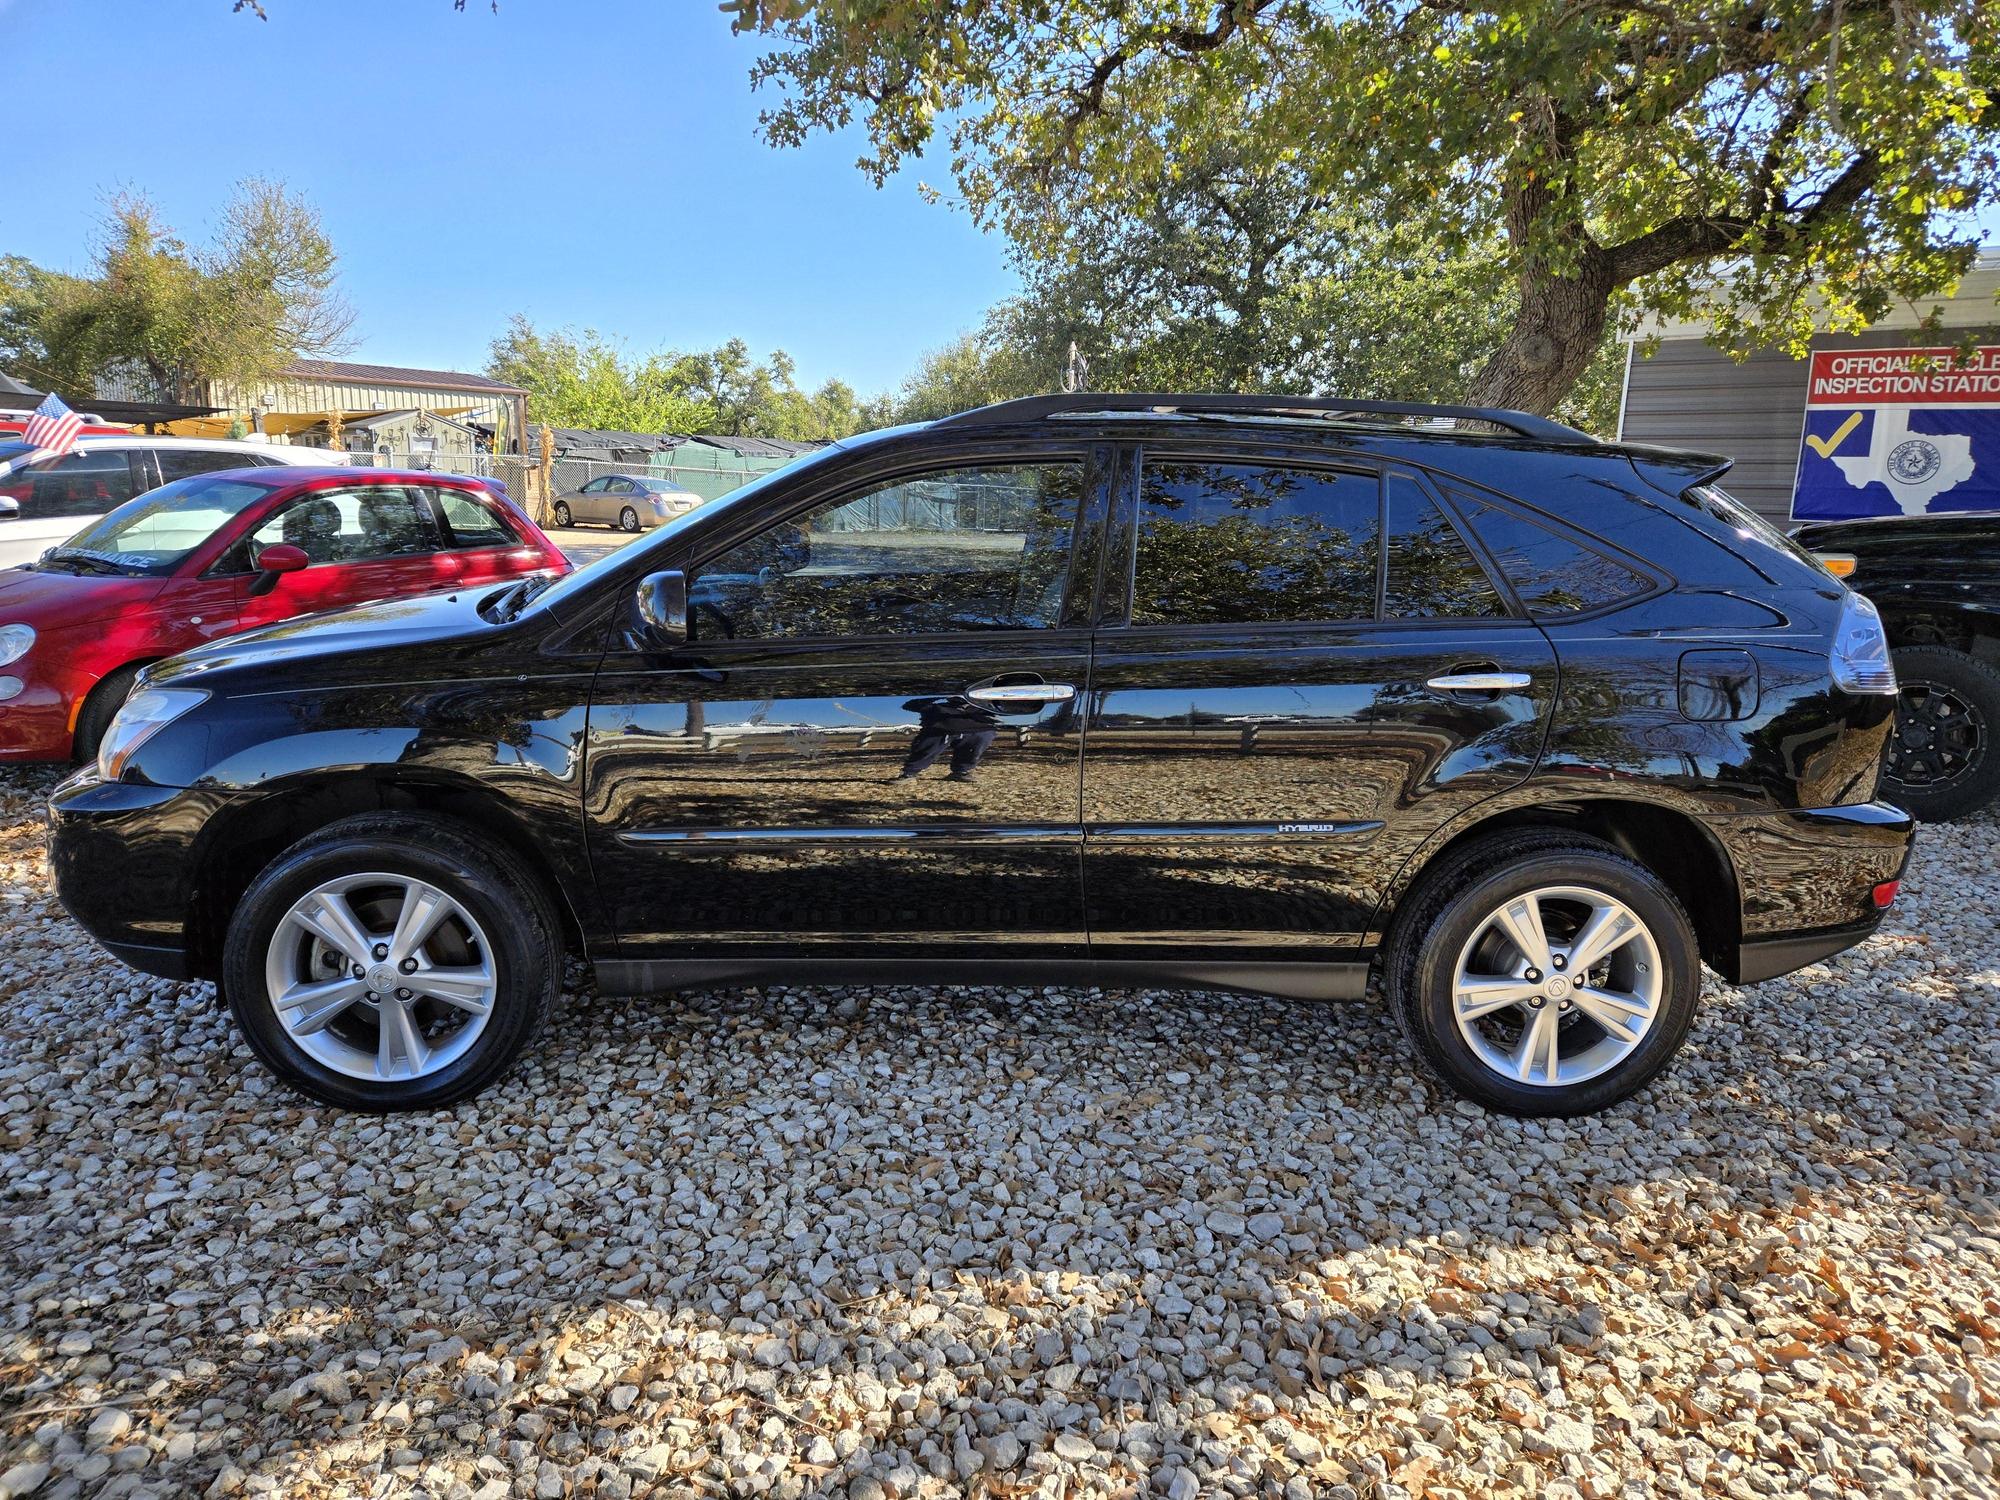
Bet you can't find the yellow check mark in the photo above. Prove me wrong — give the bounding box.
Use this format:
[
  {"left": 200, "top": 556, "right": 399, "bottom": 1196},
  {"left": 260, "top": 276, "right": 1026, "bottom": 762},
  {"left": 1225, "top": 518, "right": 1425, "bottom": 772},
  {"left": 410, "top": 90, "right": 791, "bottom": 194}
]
[{"left": 1806, "top": 411, "right": 1864, "bottom": 458}]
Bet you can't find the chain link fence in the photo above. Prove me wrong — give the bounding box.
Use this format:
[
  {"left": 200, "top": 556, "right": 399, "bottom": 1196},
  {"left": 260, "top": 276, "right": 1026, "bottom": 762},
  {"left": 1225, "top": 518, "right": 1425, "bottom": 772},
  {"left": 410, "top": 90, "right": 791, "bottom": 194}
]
[{"left": 347, "top": 449, "right": 788, "bottom": 525}]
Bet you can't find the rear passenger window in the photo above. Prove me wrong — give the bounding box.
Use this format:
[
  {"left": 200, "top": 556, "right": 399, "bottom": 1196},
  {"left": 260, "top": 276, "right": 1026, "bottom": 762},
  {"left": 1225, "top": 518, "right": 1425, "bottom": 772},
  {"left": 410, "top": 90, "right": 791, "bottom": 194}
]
[
  {"left": 156, "top": 448, "right": 257, "bottom": 484},
  {"left": 1453, "top": 492, "right": 1653, "bottom": 616},
  {"left": 1383, "top": 473, "right": 1506, "bottom": 619},
  {"left": 1133, "top": 460, "right": 1376, "bottom": 625},
  {"left": 437, "top": 489, "right": 515, "bottom": 548}
]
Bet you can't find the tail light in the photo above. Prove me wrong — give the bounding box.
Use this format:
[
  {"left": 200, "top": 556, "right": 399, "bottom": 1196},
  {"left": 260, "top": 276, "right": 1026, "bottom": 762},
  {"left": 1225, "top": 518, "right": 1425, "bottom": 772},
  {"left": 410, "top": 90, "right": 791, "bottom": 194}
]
[{"left": 1830, "top": 593, "right": 1897, "bottom": 695}]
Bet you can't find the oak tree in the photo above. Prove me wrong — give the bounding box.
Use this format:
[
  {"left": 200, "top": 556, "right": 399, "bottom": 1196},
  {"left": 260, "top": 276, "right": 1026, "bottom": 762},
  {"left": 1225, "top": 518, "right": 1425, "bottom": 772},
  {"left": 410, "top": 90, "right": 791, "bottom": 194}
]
[{"left": 730, "top": 1, "right": 1997, "bottom": 415}]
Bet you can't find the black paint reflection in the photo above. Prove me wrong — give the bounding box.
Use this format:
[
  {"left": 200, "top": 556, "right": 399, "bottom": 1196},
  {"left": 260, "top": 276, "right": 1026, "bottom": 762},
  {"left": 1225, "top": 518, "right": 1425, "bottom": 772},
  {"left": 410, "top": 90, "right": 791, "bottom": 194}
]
[
  {"left": 1081, "top": 620, "right": 1559, "bottom": 956},
  {"left": 585, "top": 634, "right": 1090, "bottom": 957}
]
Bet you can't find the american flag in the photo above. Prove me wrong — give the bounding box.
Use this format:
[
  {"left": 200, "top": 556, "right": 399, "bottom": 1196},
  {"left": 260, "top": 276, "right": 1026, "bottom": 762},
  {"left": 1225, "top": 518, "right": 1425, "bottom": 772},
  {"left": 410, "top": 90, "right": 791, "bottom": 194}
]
[{"left": 22, "top": 392, "right": 84, "bottom": 458}]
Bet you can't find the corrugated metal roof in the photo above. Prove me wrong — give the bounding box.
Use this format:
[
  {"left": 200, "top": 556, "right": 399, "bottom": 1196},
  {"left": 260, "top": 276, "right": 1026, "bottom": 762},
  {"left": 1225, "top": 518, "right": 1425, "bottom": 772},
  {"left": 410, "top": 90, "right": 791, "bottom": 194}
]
[
  {"left": 688, "top": 435, "right": 827, "bottom": 458},
  {"left": 283, "top": 359, "right": 528, "bottom": 395}
]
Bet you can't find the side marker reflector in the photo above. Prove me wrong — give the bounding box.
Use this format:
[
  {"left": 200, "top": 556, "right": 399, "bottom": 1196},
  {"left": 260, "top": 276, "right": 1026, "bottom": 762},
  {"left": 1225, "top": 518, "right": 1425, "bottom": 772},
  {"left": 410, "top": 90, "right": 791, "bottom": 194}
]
[{"left": 1872, "top": 880, "right": 1900, "bottom": 909}]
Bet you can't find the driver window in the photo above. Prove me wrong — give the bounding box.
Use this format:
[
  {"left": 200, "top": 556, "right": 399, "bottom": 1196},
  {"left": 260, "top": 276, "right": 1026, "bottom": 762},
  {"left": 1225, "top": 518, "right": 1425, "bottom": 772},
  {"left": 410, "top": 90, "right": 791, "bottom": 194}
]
[
  {"left": 242, "top": 485, "right": 440, "bottom": 566},
  {"left": 693, "top": 461, "right": 1084, "bottom": 640}
]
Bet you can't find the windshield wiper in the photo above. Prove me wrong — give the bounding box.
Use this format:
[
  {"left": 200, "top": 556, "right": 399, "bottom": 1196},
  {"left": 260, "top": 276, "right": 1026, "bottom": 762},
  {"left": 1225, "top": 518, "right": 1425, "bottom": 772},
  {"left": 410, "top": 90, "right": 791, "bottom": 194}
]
[
  {"left": 40, "top": 547, "right": 141, "bottom": 576},
  {"left": 485, "top": 573, "right": 556, "bottom": 623}
]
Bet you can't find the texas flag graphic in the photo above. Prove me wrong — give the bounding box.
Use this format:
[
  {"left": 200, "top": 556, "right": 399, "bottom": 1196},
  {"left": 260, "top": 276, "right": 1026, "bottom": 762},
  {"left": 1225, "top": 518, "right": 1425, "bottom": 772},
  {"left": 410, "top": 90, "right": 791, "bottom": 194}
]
[{"left": 1791, "top": 346, "right": 2000, "bottom": 520}]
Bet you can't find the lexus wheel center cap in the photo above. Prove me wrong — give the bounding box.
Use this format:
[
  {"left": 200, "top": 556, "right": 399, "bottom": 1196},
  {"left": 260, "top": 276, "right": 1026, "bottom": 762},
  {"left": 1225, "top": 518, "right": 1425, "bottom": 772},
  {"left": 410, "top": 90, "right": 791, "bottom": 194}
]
[{"left": 1547, "top": 974, "right": 1572, "bottom": 998}]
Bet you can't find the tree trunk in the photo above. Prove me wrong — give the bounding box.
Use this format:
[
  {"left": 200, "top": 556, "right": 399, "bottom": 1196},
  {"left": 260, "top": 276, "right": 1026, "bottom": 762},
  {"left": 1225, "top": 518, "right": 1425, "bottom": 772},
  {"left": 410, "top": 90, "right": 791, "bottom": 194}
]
[
  {"left": 1466, "top": 149, "right": 1616, "bottom": 419},
  {"left": 1466, "top": 251, "right": 1615, "bottom": 417}
]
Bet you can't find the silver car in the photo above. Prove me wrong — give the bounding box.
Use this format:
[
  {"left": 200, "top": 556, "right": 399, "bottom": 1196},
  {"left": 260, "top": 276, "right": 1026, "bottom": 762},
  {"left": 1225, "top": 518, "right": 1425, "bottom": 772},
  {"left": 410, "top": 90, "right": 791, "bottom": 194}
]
[{"left": 551, "top": 474, "right": 703, "bottom": 532}]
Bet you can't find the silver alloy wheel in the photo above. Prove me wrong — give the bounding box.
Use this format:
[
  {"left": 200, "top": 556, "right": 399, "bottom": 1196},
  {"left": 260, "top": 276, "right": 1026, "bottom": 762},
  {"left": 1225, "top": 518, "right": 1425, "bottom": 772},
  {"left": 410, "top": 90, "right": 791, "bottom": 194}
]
[
  {"left": 1451, "top": 884, "right": 1663, "bottom": 1088},
  {"left": 263, "top": 872, "right": 497, "bottom": 1084}
]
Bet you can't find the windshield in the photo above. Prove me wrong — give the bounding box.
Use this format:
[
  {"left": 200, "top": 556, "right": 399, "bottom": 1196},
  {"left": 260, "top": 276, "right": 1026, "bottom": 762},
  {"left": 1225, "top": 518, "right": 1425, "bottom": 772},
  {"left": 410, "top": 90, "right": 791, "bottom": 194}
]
[
  {"left": 531, "top": 445, "right": 841, "bottom": 618},
  {"left": 635, "top": 476, "right": 689, "bottom": 494},
  {"left": 51, "top": 474, "right": 280, "bottom": 575}
]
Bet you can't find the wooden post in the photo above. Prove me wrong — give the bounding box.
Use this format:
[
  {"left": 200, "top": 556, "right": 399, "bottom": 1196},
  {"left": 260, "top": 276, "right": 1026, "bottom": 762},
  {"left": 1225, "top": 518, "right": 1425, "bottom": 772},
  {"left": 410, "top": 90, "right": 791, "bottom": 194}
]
[{"left": 536, "top": 423, "right": 556, "bottom": 526}]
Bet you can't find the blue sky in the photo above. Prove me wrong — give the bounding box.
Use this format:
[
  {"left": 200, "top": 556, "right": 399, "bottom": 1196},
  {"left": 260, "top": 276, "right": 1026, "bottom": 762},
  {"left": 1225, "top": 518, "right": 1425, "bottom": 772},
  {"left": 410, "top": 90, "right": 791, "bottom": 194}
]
[{"left": 0, "top": 0, "right": 1017, "bottom": 395}]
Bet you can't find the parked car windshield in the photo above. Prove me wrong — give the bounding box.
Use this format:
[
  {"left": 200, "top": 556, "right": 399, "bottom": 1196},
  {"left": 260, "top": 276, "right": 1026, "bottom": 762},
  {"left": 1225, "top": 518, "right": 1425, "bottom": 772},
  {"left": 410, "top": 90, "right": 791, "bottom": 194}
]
[{"left": 48, "top": 473, "right": 281, "bottom": 575}]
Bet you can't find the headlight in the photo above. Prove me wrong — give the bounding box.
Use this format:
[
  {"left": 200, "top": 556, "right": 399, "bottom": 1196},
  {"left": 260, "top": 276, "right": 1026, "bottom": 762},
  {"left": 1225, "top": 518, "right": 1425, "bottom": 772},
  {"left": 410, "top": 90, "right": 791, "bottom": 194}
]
[
  {"left": 97, "top": 687, "right": 208, "bottom": 781},
  {"left": 0, "top": 623, "right": 33, "bottom": 667},
  {"left": 1830, "top": 592, "right": 1897, "bottom": 696}
]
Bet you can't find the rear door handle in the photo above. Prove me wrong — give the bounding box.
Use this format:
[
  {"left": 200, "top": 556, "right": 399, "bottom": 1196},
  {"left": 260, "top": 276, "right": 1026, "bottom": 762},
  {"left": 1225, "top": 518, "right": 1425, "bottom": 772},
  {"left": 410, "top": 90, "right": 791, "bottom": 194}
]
[
  {"left": 967, "top": 682, "right": 1077, "bottom": 704},
  {"left": 1426, "top": 672, "right": 1532, "bottom": 692}
]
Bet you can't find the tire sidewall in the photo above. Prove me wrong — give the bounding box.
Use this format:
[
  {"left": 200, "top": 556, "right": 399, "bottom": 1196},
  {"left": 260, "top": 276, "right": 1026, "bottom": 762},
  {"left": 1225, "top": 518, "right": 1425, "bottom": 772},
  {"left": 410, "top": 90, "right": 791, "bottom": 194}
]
[
  {"left": 1884, "top": 646, "right": 2000, "bottom": 822},
  {"left": 1403, "top": 850, "right": 1700, "bottom": 1117},
  {"left": 222, "top": 833, "right": 548, "bottom": 1111},
  {"left": 73, "top": 663, "right": 143, "bottom": 763}
]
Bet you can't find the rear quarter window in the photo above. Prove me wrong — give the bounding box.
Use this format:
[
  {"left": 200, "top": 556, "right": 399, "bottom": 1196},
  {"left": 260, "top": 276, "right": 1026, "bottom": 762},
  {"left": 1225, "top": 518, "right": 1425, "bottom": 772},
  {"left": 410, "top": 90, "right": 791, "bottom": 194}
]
[{"left": 1452, "top": 490, "right": 1654, "bottom": 616}]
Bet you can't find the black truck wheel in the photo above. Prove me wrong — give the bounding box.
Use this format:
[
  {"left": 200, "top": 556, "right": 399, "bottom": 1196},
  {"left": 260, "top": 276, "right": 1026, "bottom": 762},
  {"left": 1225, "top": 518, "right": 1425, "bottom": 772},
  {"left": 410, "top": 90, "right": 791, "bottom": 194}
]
[{"left": 1883, "top": 645, "right": 2000, "bottom": 822}]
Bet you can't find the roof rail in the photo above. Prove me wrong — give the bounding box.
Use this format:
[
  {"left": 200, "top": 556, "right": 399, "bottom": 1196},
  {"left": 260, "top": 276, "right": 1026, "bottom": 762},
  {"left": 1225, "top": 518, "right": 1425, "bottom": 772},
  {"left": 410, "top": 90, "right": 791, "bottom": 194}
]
[{"left": 932, "top": 393, "right": 1596, "bottom": 445}]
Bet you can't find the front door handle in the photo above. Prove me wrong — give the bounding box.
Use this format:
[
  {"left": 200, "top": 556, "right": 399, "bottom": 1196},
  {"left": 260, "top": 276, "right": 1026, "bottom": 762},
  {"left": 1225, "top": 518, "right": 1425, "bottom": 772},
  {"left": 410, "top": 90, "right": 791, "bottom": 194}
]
[
  {"left": 967, "top": 682, "right": 1077, "bottom": 705},
  {"left": 1426, "top": 672, "right": 1532, "bottom": 692}
]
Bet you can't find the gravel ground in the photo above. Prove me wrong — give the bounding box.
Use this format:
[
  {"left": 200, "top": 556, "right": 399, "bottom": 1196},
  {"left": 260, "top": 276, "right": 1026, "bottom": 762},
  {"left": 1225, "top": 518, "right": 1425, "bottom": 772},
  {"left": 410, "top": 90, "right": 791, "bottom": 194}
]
[{"left": 2, "top": 764, "right": 1996, "bottom": 1500}]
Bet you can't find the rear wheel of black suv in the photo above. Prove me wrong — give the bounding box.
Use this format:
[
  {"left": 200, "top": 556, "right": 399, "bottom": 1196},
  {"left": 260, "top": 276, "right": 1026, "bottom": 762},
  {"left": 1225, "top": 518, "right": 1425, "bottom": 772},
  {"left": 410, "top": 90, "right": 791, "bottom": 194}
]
[
  {"left": 221, "top": 813, "right": 561, "bottom": 1111},
  {"left": 1387, "top": 832, "right": 1701, "bottom": 1117},
  {"left": 1883, "top": 645, "right": 2000, "bottom": 823}
]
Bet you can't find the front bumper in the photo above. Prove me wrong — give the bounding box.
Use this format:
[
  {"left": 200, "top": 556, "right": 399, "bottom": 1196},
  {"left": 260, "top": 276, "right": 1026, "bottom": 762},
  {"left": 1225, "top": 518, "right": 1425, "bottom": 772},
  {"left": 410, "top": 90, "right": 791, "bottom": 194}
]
[
  {"left": 0, "top": 673, "right": 79, "bottom": 761},
  {"left": 1703, "top": 800, "right": 1914, "bottom": 985},
  {"left": 47, "top": 769, "right": 226, "bottom": 981}
]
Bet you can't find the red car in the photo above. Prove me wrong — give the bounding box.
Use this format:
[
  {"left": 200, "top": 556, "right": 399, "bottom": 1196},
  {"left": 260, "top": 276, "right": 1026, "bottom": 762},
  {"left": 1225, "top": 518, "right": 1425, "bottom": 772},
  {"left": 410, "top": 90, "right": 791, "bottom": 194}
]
[{"left": 0, "top": 467, "right": 569, "bottom": 761}]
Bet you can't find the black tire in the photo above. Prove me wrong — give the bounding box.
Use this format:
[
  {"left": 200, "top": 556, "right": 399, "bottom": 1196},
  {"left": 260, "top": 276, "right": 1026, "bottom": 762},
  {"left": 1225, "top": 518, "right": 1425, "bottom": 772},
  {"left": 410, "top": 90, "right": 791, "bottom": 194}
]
[
  {"left": 618, "top": 505, "right": 641, "bottom": 532},
  {"left": 1386, "top": 831, "right": 1701, "bottom": 1118},
  {"left": 1882, "top": 644, "right": 2000, "bottom": 822},
  {"left": 220, "top": 813, "right": 561, "bottom": 1111},
  {"left": 72, "top": 662, "right": 145, "bottom": 763},
  {"left": 552, "top": 500, "right": 573, "bottom": 528}
]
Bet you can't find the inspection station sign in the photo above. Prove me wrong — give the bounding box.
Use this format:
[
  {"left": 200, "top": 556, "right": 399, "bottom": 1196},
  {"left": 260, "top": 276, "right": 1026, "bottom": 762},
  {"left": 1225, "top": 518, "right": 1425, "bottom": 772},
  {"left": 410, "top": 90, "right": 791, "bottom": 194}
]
[{"left": 1791, "top": 345, "right": 2000, "bottom": 520}]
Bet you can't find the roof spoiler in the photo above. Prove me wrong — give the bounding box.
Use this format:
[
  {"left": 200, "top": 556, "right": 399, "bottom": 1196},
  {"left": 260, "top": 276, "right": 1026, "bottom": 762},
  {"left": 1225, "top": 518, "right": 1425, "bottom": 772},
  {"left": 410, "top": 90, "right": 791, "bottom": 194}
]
[{"left": 1621, "top": 443, "right": 1733, "bottom": 499}]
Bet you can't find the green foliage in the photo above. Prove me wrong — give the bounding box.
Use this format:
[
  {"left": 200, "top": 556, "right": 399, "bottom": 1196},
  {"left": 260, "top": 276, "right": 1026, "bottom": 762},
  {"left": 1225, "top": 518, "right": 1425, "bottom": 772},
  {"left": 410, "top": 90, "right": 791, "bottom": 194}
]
[
  {"left": 489, "top": 321, "right": 893, "bottom": 439},
  {"left": 0, "top": 181, "right": 351, "bottom": 405},
  {"left": 891, "top": 333, "right": 1039, "bottom": 422},
  {"left": 487, "top": 317, "right": 718, "bottom": 434},
  {"left": 894, "top": 154, "right": 1625, "bottom": 433},
  {"left": 733, "top": 0, "right": 1999, "bottom": 414}
]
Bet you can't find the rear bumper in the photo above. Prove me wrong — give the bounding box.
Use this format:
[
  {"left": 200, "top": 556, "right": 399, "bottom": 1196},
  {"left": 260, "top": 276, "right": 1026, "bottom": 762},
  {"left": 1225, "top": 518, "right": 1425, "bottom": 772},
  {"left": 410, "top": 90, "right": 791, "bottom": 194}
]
[{"left": 1704, "top": 801, "right": 1913, "bottom": 984}]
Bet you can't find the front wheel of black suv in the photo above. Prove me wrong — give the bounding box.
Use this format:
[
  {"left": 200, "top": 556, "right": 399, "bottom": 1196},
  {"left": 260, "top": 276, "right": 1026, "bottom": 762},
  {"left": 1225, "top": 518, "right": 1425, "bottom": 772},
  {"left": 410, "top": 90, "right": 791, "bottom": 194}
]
[
  {"left": 1387, "top": 832, "right": 1701, "bottom": 1117},
  {"left": 221, "top": 813, "right": 561, "bottom": 1111},
  {"left": 1882, "top": 644, "right": 2000, "bottom": 823}
]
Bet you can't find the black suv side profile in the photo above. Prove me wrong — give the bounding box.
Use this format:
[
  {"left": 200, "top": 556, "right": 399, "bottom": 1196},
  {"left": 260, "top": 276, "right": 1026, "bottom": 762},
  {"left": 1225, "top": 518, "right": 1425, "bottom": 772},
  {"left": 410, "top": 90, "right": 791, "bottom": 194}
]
[{"left": 48, "top": 396, "right": 1913, "bottom": 1117}]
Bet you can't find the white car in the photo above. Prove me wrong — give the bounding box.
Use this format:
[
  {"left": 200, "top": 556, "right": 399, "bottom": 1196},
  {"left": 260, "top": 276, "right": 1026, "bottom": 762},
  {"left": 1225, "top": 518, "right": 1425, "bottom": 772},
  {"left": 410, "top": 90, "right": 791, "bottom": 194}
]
[{"left": 0, "top": 436, "right": 345, "bottom": 570}]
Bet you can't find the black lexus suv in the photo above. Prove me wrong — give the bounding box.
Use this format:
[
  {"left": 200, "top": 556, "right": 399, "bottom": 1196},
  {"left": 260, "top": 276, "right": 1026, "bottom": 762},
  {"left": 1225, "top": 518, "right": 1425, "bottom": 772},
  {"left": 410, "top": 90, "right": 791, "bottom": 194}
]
[{"left": 47, "top": 395, "right": 1913, "bottom": 1117}]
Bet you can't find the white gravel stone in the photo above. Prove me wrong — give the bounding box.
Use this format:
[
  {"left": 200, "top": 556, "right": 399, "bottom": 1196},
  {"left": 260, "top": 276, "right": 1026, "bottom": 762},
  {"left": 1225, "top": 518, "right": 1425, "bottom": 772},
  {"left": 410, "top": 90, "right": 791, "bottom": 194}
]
[{"left": 2, "top": 765, "right": 1998, "bottom": 1500}]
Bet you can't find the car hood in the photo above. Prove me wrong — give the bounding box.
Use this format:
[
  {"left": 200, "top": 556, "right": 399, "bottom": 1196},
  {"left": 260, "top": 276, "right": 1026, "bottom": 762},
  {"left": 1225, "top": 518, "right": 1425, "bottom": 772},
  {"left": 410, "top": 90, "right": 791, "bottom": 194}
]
[
  {"left": 152, "top": 583, "right": 507, "bottom": 686},
  {"left": 0, "top": 566, "right": 166, "bottom": 629}
]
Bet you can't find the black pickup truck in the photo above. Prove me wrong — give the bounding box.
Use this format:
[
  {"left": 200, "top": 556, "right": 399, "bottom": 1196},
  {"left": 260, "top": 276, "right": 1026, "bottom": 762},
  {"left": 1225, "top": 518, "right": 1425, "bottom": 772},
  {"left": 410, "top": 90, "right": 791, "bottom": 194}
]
[{"left": 1793, "top": 512, "right": 2000, "bottom": 821}]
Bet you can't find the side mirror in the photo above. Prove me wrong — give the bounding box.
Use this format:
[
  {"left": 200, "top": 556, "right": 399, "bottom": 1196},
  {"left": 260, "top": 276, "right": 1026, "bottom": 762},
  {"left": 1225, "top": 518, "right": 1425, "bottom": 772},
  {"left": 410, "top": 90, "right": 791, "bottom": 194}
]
[
  {"left": 635, "top": 569, "right": 688, "bottom": 645},
  {"left": 249, "top": 542, "right": 310, "bottom": 597},
  {"left": 0, "top": 497, "right": 17, "bottom": 521}
]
